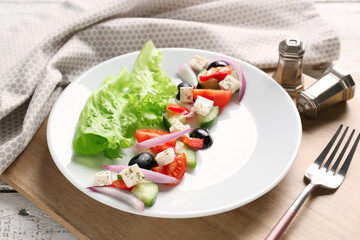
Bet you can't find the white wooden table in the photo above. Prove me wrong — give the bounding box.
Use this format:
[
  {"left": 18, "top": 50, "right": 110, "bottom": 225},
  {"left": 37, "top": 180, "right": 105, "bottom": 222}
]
[{"left": 1, "top": 0, "right": 359, "bottom": 239}]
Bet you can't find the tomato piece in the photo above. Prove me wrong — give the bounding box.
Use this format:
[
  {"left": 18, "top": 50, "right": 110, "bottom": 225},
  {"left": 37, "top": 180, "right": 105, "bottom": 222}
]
[
  {"left": 193, "top": 89, "right": 232, "bottom": 108},
  {"left": 199, "top": 65, "right": 232, "bottom": 81},
  {"left": 152, "top": 153, "right": 187, "bottom": 185},
  {"left": 180, "top": 136, "right": 204, "bottom": 148},
  {"left": 109, "top": 179, "right": 133, "bottom": 191},
  {"left": 135, "top": 129, "right": 176, "bottom": 154},
  {"left": 167, "top": 103, "right": 190, "bottom": 115}
]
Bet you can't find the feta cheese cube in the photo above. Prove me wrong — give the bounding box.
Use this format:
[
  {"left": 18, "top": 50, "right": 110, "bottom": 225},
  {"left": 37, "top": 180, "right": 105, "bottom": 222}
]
[
  {"left": 219, "top": 74, "right": 241, "bottom": 93},
  {"left": 192, "top": 96, "right": 214, "bottom": 116},
  {"left": 169, "top": 119, "right": 191, "bottom": 136},
  {"left": 119, "top": 164, "right": 145, "bottom": 188},
  {"left": 94, "top": 171, "right": 113, "bottom": 186},
  {"left": 180, "top": 87, "right": 193, "bottom": 103},
  {"left": 155, "top": 148, "right": 175, "bottom": 166},
  {"left": 189, "top": 55, "right": 208, "bottom": 72}
]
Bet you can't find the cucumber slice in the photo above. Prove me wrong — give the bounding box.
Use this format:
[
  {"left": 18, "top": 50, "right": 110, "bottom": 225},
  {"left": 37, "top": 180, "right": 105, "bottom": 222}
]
[
  {"left": 198, "top": 106, "right": 219, "bottom": 128},
  {"left": 131, "top": 182, "right": 158, "bottom": 207},
  {"left": 198, "top": 69, "right": 220, "bottom": 89},
  {"left": 175, "top": 140, "right": 197, "bottom": 168},
  {"left": 163, "top": 113, "right": 172, "bottom": 131}
]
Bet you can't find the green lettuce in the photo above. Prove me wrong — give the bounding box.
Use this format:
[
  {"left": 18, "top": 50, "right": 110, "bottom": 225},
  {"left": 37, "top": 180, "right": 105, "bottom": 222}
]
[{"left": 73, "top": 41, "right": 177, "bottom": 159}]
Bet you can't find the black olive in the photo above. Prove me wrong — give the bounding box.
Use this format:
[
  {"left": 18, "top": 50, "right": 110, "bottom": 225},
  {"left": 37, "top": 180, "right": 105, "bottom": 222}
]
[
  {"left": 206, "top": 61, "right": 229, "bottom": 70},
  {"left": 176, "top": 82, "right": 192, "bottom": 100},
  {"left": 190, "top": 128, "right": 213, "bottom": 149},
  {"left": 128, "top": 152, "right": 156, "bottom": 170}
]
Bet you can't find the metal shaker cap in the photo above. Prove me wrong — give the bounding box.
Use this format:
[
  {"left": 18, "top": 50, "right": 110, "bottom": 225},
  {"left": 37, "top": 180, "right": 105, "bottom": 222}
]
[
  {"left": 273, "top": 38, "right": 305, "bottom": 99},
  {"left": 279, "top": 39, "right": 305, "bottom": 58}
]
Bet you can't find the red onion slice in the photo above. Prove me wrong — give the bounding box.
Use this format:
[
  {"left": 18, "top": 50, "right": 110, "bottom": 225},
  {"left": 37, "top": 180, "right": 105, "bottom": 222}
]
[
  {"left": 207, "top": 57, "right": 247, "bottom": 103},
  {"left": 238, "top": 70, "right": 247, "bottom": 102},
  {"left": 177, "top": 63, "right": 198, "bottom": 88},
  {"left": 86, "top": 186, "right": 144, "bottom": 212},
  {"left": 102, "top": 165, "right": 178, "bottom": 184},
  {"left": 134, "top": 128, "right": 192, "bottom": 150}
]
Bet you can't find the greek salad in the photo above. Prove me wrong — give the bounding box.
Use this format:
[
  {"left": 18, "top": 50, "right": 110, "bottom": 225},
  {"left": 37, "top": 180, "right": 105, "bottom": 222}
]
[{"left": 77, "top": 41, "right": 246, "bottom": 211}]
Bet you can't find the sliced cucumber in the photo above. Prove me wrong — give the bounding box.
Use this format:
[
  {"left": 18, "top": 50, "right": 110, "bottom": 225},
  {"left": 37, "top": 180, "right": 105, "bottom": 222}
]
[
  {"left": 131, "top": 181, "right": 158, "bottom": 207},
  {"left": 198, "top": 69, "right": 220, "bottom": 89},
  {"left": 198, "top": 106, "right": 219, "bottom": 128},
  {"left": 175, "top": 140, "right": 197, "bottom": 168},
  {"left": 163, "top": 113, "right": 172, "bottom": 131}
]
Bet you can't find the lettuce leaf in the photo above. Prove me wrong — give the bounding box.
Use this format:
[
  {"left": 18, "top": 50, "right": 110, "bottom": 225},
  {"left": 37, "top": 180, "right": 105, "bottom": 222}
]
[{"left": 73, "top": 41, "right": 177, "bottom": 158}]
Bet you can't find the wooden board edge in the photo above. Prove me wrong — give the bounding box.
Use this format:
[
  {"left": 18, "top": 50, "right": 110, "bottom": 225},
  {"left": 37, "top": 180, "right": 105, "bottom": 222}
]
[{"left": 0, "top": 174, "right": 88, "bottom": 240}]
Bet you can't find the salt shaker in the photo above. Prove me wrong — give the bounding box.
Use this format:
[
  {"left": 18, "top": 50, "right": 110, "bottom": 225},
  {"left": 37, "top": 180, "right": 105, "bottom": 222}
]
[
  {"left": 297, "top": 65, "right": 355, "bottom": 118},
  {"left": 273, "top": 38, "right": 305, "bottom": 99}
]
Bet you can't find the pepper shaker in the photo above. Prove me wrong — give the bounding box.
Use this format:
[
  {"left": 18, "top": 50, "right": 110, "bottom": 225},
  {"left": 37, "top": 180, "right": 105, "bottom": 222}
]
[
  {"left": 273, "top": 38, "right": 305, "bottom": 99},
  {"left": 297, "top": 65, "right": 355, "bottom": 118}
]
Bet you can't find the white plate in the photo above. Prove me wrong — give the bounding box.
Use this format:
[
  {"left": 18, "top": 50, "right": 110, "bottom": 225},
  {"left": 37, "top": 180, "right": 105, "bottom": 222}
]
[{"left": 47, "top": 48, "right": 301, "bottom": 218}]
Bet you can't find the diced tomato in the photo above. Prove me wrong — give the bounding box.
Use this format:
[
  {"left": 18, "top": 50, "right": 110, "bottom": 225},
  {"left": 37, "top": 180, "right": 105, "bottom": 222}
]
[
  {"left": 167, "top": 103, "right": 190, "bottom": 115},
  {"left": 193, "top": 89, "right": 232, "bottom": 108},
  {"left": 152, "top": 153, "right": 186, "bottom": 186},
  {"left": 109, "top": 179, "right": 133, "bottom": 191},
  {"left": 180, "top": 136, "right": 204, "bottom": 148},
  {"left": 135, "top": 129, "right": 176, "bottom": 154},
  {"left": 199, "top": 65, "right": 232, "bottom": 82}
]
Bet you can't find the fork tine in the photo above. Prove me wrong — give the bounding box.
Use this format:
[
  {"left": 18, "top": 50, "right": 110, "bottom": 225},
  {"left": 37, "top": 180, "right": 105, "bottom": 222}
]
[
  {"left": 323, "top": 127, "right": 349, "bottom": 169},
  {"left": 314, "top": 124, "right": 343, "bottom": 166},
  {"left": 337, "top": 133, "right": 360, "bottom": 176},
  {"left": 330, "top": 129, "right": 354, "bottom": 172}
]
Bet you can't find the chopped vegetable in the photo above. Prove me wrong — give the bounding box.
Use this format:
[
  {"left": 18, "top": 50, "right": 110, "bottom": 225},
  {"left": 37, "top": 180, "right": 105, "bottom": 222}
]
[
  {"left": 177, "top": 63, "right": 198, "bottom": 88},
  {"left": 180, "top": 136, "right": 204, "bottom": 148},
  {"left": 135, "top": 129, "right": 176, "bottom": 154},
  {"left": 110, "top": 179, "right": 134, "bottom": 191},
  {"left": 135, "top": 128, "right": 192, "bottom": 150},
  {"left": 152, "top": 153, "right": 187, "bottom": 186},
  {"left": 193, "top": 89, "right": 232, "bottom": 108},
  {"left": 131, "top": 182, "right": 159, "bottom": 207},
  {"left": 175, "top": 140, "right": 197, "bottom": 168},
  {"left": 199, "top": 65, "right": 232, "bottom": 81},
  {"left": 198, "top": 106, "right": 219, "bottom": 128},
  {"left": 167, "top": 103, "right": 190, "bottom": 115},
  {"left": 197, "top": 69, "right": 219, "bottom": 89},
  {"left": 73, "top": 41, "right": 177, "bottom": 159}
]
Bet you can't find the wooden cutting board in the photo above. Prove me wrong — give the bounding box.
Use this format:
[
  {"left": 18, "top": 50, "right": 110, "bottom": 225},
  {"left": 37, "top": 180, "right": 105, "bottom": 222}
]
[{"left": 1, "top": 75, "right": 360, "bottom": 240}]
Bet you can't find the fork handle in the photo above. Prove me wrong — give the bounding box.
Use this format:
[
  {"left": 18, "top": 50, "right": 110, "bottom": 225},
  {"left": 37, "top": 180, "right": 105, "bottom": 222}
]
[{"left": 265, "top": 182, "right": 316, "bottom": 240}]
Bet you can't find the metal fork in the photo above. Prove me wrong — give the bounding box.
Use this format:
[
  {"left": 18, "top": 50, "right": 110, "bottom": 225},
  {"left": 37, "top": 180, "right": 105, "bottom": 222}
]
[{"left": 266, "top": 124, "right": 360, "bottom": 240}]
